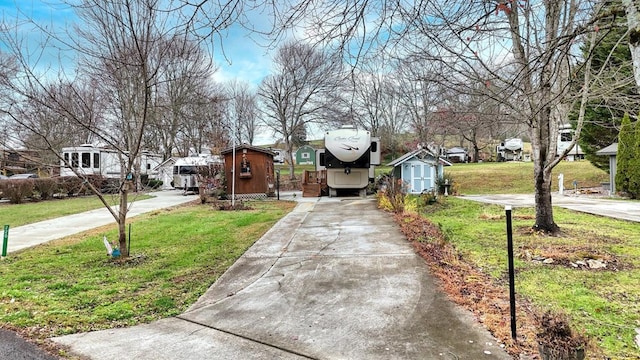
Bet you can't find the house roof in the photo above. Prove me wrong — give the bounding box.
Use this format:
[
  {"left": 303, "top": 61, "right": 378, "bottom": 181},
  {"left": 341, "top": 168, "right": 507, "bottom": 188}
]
[
  {"left": 595, "top": 143, "right": 617, "bottom": 156},
  {"left": 387, "top": 149, "right": 452, "bottom": 167},
  {"left": 153, "top": 157, "right": 176, "bottom": 171},
  {"left": 296, "top": 145, "right": 315, "bottom": 152},
  {"left": 221, "top": 144, "right": 276, "bottom": 156}
]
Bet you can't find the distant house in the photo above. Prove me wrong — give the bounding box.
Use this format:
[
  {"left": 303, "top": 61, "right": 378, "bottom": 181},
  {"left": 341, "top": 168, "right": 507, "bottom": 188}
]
[
  {"left": 596, "top": 143, "right": 618, "bottom": 194},
  {"left": 446, "top": 147, "right": 468, "bottom": 163},
  {"left": 295, "top": 145, "right": 316, "bottom": 165},
  {"left": 387, "top": 149, "right": 451, "bottom": 194},
  {"left": 221, "top": 144, "right": 276, "bottom": 199}
]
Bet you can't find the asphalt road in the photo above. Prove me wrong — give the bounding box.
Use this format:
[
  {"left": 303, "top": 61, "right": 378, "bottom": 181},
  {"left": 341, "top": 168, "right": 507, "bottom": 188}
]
[{"left": 0, "top": 329, "right": 57, "bottom": 360}]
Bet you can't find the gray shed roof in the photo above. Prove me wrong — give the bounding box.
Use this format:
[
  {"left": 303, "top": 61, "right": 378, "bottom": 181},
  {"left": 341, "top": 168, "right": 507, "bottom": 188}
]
[
  {"left": 387, "top": 149, "right": 452, "bottom": 167},
  {"left": 596, "top": 143, "right": 617, "bottom": 156}
]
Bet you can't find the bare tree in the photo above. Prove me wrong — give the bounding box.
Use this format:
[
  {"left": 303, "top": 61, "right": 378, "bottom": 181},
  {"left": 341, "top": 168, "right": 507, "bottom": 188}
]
[
  {"left": 224, "top": 79, "right": 259, "bottom": 145},
  {"left": 272, "top": 0, "right": 606, "bottom": 233},
  {"left": 258, "top": 41, "right": 342, "bottom": 179},
  {"left": 145, "top": 36, "right": 217, "bottom": 159},
  {"left": 0, "top": 0, "right": 240, "bottom": 257},
  {"left": 395, "top": 59, "right": 445, "bottom": 147}
]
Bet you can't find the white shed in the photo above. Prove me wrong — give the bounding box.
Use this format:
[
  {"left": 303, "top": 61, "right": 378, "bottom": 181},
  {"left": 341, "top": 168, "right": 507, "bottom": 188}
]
[
  {"left": 387, "top": 149, "right": 451, "bottom": 194},
  {"left": 153, "top": 158, "right": 176, "bottom": 190}
]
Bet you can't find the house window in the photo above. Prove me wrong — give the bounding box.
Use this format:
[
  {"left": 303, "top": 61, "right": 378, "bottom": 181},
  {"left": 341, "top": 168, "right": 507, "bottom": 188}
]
[
  {"left": 93, "top": 153, "right": 100, "bottom": 168},
  {"left": 560, "top": 132, "right": 572, "bottom": 142},
  {"left": 71, "top": 153, "right": 79, "bottom": 167},
  {"left": 63, "top": 153, "right": 69, "bottom": 167}
]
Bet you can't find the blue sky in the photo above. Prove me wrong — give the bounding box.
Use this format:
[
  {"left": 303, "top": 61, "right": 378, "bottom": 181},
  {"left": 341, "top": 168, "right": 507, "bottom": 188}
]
[{"left": 0, "top": 0, "right": 274, "bottom": 87}]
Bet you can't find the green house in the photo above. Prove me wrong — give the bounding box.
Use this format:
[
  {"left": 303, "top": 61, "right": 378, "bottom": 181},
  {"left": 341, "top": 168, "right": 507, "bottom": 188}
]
[{"left": 295, "top": 145, "right": 316, "bottom": 165}]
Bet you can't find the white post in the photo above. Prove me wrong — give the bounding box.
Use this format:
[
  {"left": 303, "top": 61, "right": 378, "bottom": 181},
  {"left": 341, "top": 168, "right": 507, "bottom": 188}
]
[{"left": 558, "top": 173, "right": 564, "bottom": 195}]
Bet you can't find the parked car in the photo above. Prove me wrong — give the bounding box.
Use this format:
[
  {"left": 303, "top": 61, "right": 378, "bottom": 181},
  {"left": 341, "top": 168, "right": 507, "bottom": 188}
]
[{"left": 9, "top": 173, "right": 39, "bottom": 179}]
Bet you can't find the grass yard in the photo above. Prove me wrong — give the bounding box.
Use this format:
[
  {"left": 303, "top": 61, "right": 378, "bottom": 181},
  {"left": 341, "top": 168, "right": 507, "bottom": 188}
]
[
  {"left": 445, "top": 161, "right": 609, "bottom": 194},
  {"left": 0, "top": 201, "right": 296, "bottom": 347},
  {"left": 420, "top": 197, "right": 640, "bottom": 359},
  {"left": 0, "top": 194, "right": 152, "bottom": 228}
]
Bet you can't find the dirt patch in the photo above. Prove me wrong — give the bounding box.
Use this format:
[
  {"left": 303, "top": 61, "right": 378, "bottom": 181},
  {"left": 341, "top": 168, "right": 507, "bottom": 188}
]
[{"left": 518, "top": 244, "right": 627, "bottom": 271}]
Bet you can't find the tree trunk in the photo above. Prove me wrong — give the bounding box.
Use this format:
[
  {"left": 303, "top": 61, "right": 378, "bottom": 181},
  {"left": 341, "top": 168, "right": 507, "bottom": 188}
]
[
  {"left": 533, "top": 153, "right": 559, "bottom": 233},
  {"left": 624, "top": 0, "right": 640, "bottom": 90},
  {"left": 286, "top": 142, "right": 296, "bottom": 180},
  {"left": 118, "top": 185, "right": 129, "bottom": 257}
]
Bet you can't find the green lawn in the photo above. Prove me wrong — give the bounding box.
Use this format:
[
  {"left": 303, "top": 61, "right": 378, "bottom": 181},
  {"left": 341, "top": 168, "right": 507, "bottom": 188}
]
[
  {"left": 0, "top": 194, "right": 152, "bottom": 228},
  {"left": 445, "top": 161, "right": 609, "bottom": 194},
  {"left": 421, "top": 197, "right": 639, "bottom": 359},
  {"left": 0, "top": 201, "right": 296, "bottom": 346}
]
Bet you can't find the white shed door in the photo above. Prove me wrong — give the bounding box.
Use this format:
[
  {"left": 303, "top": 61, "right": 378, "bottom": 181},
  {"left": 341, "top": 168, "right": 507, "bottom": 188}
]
[{"left": 411, "top": 163, "right": 433, "bottom": 193}]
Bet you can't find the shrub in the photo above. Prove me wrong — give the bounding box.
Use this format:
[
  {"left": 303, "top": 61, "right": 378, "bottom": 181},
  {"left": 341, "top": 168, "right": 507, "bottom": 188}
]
[
  {"left": 59, "top": 176, "right": 84, "bottom": 197},
  {"left": 2, "top": 179, "right": 35, "bottom": 204},
  {"left": 144, "top": 179, "right": 163, "bottom": 189},
  {"left": 34, "top": 178, "right": 59, "bottom": 200},
  {"left": 376, "top": 175, "right": 408, "bottom": 213}
]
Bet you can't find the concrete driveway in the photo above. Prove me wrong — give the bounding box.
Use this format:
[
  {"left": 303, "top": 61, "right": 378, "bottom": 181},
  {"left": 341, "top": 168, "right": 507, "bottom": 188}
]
[
  {"left": 53, "top": 197, "right": 510, "bottom": 359},
  {"left": 461, "top": 193, "right": 640, "bottom": 222}
]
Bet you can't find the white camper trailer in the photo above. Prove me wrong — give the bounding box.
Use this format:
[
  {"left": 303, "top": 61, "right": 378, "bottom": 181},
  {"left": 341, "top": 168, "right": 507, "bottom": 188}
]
[
  {"left": 496, "top": 138, "right": 524, "bottom": 161},
  {"left": 316, "top": 125, "right": 380, "bottom": 197},
  {"left": 60, "top": 144, "right": 162, "bottom": 179},
  {"left": 172, "top": 155, "right": 223, "bottom": 192}
]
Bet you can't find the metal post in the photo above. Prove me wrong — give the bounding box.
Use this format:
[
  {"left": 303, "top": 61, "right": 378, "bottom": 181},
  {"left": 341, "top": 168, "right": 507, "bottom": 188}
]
[
  {"left": 276, "top": 170, "right": 280, "bottom": 200},
  {"left": 505, "top": 205, "right": 517, "bottom": 341},
  {"left": 2, "top": 225, "right": 9, "bottom": 257}
]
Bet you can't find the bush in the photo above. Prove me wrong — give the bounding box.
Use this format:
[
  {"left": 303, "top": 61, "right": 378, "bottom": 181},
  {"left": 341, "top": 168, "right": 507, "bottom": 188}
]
[
  {"left": 59, "top": 176, "right": 84, "bottom": 197},
  {"left": 2, "top": 179, "right": 35, "bottom": 204},
  {"left": 376, "top": 175, "right": 408, "bottom": 213},
  {"left": 144, "top": 179, "right": 163, "bottom": 189},
  {"left": 34, "top": 178, "right": 59, "bottom": 200}
]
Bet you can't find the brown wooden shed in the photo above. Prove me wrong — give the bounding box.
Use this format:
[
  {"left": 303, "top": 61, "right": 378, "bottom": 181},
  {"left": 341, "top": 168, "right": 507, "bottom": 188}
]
[{"left": 221, "top": 144, "right": 276, "bottom": 199}]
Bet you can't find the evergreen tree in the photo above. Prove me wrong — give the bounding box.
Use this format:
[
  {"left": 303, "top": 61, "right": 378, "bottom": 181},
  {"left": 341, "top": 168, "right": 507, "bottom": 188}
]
[
  {"left": 629, "top": 114, "right": 640, "bottom": 198},
  {"left": 615, "top": 113, "right": 635, "bottom": 196},
  {"left": 572, "top": 1, "right": 638, "bottom": 171}
]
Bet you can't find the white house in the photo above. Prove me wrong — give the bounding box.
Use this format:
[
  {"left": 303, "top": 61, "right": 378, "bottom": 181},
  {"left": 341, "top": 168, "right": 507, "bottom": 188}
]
[{"left": 387, "top": 149, "right": 451, "bottom": 194}]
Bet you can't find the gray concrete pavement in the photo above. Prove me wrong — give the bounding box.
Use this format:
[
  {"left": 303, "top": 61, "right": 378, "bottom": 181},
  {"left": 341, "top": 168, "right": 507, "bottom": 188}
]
[
  {"left": 5, "top": 190, "right": 198, "bottom": 254},
  {"left": 462, "top": 193, "right": 640, "bottom": 222},
  {"left": 52, "top": 197, "right": 511, "bottom": 360}
]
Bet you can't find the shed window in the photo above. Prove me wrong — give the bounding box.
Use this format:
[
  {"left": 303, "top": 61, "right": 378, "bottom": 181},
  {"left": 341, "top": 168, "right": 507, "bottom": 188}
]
[
  {"left": 240, "top": 154, "right": 251, "bottom": 178},
  {"left": 240, "top": 161, "right": 251, "bottom": 178}
]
